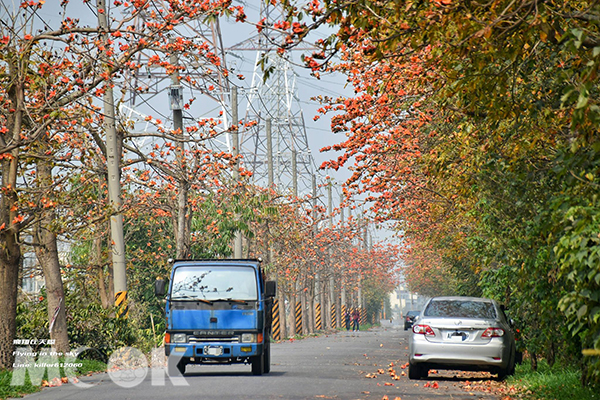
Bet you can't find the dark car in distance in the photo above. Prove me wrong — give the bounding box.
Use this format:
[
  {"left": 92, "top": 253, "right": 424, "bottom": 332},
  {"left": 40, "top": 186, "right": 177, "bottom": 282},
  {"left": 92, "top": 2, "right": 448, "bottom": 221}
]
[{"left": 404, "top": 310, "right": 420, "bottom": 330}]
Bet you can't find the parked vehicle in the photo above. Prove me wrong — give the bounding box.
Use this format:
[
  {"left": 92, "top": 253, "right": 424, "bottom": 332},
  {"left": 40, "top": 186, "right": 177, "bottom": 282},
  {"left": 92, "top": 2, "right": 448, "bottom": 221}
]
[
  {"left": 404, "top": 310, "right": 420, "bottom": 330},
  {"left": 155, "top": 259, "right": 276, "bottom": 376},
  {"left": 408, "top": 296, "right": 516, "bottom": 381}
]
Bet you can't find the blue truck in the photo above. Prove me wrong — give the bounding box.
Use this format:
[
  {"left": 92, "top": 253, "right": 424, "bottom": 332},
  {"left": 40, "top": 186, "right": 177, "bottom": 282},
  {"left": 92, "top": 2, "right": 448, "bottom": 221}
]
[{"left": 155, "top": 259, "right": 276, "bottom": 376}]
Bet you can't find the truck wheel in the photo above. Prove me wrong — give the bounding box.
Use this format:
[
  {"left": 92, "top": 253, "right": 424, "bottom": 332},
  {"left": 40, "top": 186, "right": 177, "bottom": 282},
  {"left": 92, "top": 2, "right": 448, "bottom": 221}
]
[
  {"left": 263, "top": 339, "right": 271, "bottom": 374},
  {"left": 251, "top": 353, "right": 264, "bottom": 376},
  {"left": 168, "top": 357, "right": 186, "bottom": 376}
]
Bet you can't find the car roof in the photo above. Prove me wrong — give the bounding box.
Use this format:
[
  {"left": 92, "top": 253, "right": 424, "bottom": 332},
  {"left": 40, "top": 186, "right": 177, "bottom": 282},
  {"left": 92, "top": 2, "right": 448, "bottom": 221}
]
[{"left": 428, "top": 296, "right": 495, "bottom": 303}]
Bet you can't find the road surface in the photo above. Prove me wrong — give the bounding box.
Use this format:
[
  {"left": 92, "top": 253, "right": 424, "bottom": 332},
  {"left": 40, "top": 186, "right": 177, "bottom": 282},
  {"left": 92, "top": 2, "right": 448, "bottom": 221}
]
[{"left": 16, "top": 321, "right": 500, "bottom": 400}]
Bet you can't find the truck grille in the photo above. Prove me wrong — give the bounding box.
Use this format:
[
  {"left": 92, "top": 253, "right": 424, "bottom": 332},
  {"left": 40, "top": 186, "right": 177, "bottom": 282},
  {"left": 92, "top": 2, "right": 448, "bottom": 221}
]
[{"left": 189, "top": 336, "right": 240, "bottom": 343}]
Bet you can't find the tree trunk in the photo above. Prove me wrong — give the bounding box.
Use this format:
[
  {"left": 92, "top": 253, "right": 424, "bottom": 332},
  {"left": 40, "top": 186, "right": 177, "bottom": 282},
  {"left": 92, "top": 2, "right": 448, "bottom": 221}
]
[
  {"left": 94, "top": 234, "right": 113, "bottom": 309},
  {"left": 277, "top": 279, "right": 287, "bottom": 339},
  {"left": 34, "top": 155, "right": 70, "bottom": 354},
  {"left": 530, "top": 352, "right": 538, "bottom": 371},
  {"left": 98, "top": 264, "right": 109, "bottom": 309},
  {"left": 175, "top": 181, "right": 190, "bottom": 259},
  {"left": 306, "top": 277, "right": 315, "bottom": 334},
  {"left": 0, "top": 76, "right": 23, "bottom": 370},
  {"left": 546, "top": 340, "right": 556, "bottom": 367},
  {"left": 0, "top": 231, "right": 20, "bottom": 370},
  {"left": 34, "top": 221, "right": 70, "bottom": 354}
]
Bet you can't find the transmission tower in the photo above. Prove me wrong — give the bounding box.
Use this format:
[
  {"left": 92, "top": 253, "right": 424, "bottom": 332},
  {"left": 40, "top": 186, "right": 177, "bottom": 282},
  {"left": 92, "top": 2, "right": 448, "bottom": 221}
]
[
  {"left": 228, "top": 2, "right": 318, "bottom": 197},
  {"left": 117, "top": 1, "right": 323, "bottom": 199},
  {"left": 117, "top": 2, "right": 234, "bottom": 156}
]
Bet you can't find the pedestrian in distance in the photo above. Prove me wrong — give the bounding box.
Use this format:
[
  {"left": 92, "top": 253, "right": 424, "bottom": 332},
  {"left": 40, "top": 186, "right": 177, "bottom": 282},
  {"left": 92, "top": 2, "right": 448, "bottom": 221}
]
[
  {"left": 344, "top": 310, "right": 351, "bottom": 331},
  {"left": 352, "top": 308, "right": 360, "bottom": 332}
]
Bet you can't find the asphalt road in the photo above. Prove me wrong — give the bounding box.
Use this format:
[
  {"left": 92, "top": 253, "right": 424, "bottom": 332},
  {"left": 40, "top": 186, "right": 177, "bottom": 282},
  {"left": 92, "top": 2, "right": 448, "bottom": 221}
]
[{"left": 17, "top": 321, "right": 500, "bottom": 400}]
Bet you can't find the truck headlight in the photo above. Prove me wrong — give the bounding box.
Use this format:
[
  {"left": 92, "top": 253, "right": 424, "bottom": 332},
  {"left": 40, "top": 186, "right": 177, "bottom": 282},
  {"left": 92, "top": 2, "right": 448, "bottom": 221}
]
[
  {"left": 172, "top": 333, "right": 187, "bottom": 343},
  {"left": 241, "top": 333, "right": 257, "bottom": 343}
]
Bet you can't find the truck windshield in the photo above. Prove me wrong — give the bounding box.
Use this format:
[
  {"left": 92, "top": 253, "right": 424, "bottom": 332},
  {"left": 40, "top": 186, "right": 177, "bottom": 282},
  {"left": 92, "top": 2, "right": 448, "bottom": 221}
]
[{"left": 171, "top": 266, "right": 258, "bottom": 301}]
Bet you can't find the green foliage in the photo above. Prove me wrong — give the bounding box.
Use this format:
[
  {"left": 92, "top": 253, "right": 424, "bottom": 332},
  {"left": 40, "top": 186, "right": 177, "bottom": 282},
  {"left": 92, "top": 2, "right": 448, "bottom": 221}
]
[
  {"left": 15, "top": 291, "right": 49, "bottom": 354},
  {"left": 67, "top": 301, "right": 137, "bottom": 360},
  {"left": 294, "top": 0, "right": 600, "bottom": 385},
  {"left": 362, "top": 275, "right": 393, "bottom": 324},
  {"left": 0, "top": 357, "right": 106, "bottom": 399},
  {"left": 509, "top": 359, "right": 599, "bottom": 400},
  {"left": 0, "top": 368, "right": 40, "bottom": 399},
  {"left": 551, "top": 144, "right": 600, "bottom": 384}
]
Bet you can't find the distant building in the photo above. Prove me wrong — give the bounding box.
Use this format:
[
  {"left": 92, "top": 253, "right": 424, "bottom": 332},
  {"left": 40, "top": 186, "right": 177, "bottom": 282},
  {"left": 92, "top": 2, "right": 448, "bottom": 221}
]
[
  {"left": 20, "top": 238, "right": 71, "bottom": 296},
  {"left": 388, "top": 283, "right": 428, "bottom": 322}
]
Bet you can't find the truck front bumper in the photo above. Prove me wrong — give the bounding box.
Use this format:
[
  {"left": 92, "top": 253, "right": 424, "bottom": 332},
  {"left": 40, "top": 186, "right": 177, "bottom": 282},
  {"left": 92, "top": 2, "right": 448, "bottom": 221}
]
[{"left": 165, "top": 342, "right": 263, "bottom": 359}]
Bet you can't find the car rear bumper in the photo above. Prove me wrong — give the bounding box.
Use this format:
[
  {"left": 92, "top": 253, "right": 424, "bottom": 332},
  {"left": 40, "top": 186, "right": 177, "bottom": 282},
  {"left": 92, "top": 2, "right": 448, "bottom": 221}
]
[{"left": 409, "top": 337, "right": 510, "bottom": 369}]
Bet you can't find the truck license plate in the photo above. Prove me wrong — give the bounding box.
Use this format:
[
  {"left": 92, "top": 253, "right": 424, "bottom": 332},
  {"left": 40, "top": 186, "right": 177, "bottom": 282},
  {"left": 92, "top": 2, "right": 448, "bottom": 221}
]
[{"left": 204, "top": 346, "right": 224, "bottom": 356}]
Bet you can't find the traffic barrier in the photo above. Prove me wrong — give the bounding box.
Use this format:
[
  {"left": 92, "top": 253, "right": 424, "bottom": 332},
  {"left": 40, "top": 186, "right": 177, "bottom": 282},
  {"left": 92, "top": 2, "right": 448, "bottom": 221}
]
[
  {"left": 315, "top": 303, "right": 322, "bottom": 330},
  {"left": 341, "top": 304, "right": 347, "bottom": 329},
  {"left": 115, "top": 290, "right": 128, "bottom": 318},
  {"left": 360, "top": 307, "right": 366, "bottom": 326},
  {"left": 295, "top": 301, "right": 303, "bottom": 334},
  {"left": 271, "top": 298, "right": 281, "bottom": 340},
  {"left": 330, "top": 304, "right": 337, "bottom": 329}
]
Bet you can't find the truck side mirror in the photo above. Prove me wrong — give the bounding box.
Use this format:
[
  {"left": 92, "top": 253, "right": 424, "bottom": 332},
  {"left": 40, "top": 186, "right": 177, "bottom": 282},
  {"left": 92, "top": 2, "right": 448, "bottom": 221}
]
[
  {"left": 155, "top": 278, "right": 166, "bottom": 297},
  {"left": 265, "top": 280, "right": 276, "bottom": 298}
]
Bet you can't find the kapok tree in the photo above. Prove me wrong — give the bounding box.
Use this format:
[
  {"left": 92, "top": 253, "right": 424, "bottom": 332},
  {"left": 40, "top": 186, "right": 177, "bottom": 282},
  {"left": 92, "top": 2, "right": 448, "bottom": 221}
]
[
  {"left": 0, "top": 0, "right": 244, "bottom": 370},
  {"left": 274, "top": 0, "right": 600, "bottom": 381}
]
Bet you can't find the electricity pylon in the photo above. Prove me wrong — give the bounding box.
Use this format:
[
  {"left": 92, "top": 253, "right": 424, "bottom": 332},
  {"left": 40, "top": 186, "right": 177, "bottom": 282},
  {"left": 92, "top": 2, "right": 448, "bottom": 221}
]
[
  {"left": 228, "top": 2, "right": 318, "bottom": 197},
  {"left": 118, "top": 1, "right": 321, "bottom": 199}
]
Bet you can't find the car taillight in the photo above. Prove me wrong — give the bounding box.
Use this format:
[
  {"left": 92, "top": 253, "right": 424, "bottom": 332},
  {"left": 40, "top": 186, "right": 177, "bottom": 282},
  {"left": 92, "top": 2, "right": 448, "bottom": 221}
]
[
  {"left": 482, "top": 328, "right": 505, "bottom": 338},
  {"left": 412, "top": 324, "right": 435, "bottom": 336}
]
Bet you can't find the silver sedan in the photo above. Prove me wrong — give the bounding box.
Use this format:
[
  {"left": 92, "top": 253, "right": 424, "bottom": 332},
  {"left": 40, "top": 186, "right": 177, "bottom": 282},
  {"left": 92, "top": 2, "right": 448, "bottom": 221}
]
[{"left": 408, "top": 296, "right": 516, "bottom": 381}]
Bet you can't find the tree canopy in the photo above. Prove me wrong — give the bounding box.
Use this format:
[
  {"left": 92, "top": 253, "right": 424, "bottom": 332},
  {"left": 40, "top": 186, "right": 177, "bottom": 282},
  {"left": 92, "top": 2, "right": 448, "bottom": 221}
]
[{"left": 273, "top": 0, "right": 600, "bottom": 384}]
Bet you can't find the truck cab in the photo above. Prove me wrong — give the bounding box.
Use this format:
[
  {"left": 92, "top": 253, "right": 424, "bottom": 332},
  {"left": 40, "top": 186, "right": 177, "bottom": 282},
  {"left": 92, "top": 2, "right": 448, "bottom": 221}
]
[{"left": 155, "top": 259, "right": 276, "bottom": 376}]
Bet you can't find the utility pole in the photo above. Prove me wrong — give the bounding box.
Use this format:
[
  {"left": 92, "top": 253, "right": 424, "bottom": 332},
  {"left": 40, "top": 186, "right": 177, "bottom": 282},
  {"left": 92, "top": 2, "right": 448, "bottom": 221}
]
[
  {"left": 327, "top": 180, "right": 337, "bottom": 328},
  {"left": 97, "top": 0, "right": 127, "bottom": 315},
  {"left": 340, "top": 192, "right": 346, "bottom": 323},
  {"left": 266, "top": 119, "right": 273, "bottom": 189},
  {"left": 170, "top": 40, "right": 189, "bottom": 260},
  {"left": 312, "top": 175, "right": 321, "bottom": 331},
  {"left": 292, "top": 149, "right": 298, "bottom": 197},
  {"left": 232, "top": 87, "right": 242, "bottom": 258}
]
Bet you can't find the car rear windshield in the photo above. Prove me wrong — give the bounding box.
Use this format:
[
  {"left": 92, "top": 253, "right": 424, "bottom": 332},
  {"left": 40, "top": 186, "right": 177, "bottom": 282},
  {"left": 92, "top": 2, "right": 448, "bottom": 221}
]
[{"left": 423, "top": 300, "right": 497, "bottom": 319}]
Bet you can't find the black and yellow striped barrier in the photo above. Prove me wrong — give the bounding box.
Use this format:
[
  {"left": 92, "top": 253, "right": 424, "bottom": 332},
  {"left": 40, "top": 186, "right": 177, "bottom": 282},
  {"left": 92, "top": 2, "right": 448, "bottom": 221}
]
[
  {"left": 115, "top": 290, "right": 129, "bottom": 318},
  {"left": 341, "top": 304, "right": 347, "bottom": 329},
  {"left": 360, "top": 307, "right": 366, "bottom": 326},
  {"left": 315, "top": 303, "right": 322, "bottom": 330},
  {"left": 271, "top": 298, "right": 281, "bottom": 340},
  {"left": 330, "top": 304, "right": 337, "bottom": 329},
  {"left": 295, "top": 301, "right": 303, "bottom": 334}
]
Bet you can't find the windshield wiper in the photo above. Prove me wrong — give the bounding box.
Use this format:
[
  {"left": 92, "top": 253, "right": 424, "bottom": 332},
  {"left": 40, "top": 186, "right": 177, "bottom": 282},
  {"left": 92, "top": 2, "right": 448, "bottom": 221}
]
[
  {"left": 171, "top": 295, "right": 214, "bottom": 305},
  {"left": 213, "top": 298, "right": 250, "bottom": 304}
]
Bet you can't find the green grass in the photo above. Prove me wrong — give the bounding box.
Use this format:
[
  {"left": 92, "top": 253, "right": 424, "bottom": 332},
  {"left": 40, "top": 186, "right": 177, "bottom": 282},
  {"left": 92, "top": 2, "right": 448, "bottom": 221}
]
[
  {"left": 0, "top": 358, "right": 106, "bottom": 400},
  {"left": 508, "top": 360, "right": 599, "bottom": 400},
  {"left": 0, "top": 368, "right": 40, "bottom": 400}
]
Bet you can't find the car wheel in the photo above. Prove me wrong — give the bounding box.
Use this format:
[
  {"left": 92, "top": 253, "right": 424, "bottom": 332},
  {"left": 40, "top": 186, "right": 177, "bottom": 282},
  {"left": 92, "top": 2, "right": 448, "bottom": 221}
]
[
  {"left": 496, "top": 367, "right": 509, "bottom": 381},
  {"left": 496, "top": 349, "right": 516, "bottom": 381},
  {"left": 408, "top": 362, "right": 427, "bottom": 380}
]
